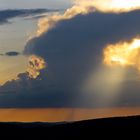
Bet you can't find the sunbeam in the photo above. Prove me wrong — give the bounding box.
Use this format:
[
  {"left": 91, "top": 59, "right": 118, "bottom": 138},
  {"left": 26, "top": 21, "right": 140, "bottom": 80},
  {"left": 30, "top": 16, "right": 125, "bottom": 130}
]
[{"left": 82, "top": 66, "right": 125, "bottom": 107}]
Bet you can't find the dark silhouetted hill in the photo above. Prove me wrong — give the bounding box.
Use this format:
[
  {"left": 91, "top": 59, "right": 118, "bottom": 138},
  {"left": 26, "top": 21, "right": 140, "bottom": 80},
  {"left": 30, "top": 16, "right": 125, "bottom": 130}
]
[{"left": 0, "top": 116, "right": 140, "bottom": 138}]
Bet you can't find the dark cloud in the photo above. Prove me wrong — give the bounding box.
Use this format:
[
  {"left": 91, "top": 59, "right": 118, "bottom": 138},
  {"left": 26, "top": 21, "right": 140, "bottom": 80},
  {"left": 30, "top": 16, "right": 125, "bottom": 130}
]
[
  {"left": 24, "top": 10, "right": 140, "bottom": 91},
  {"left": 0, "top": 51, "right": 20, "bottom": 56},
  {"left": 5, "top": 51, "right": 20, "bottom": 56},
  {"left": 0, "top": 9, "right": 58, "bottom": 24},
  {"left": 1, "top": 10, "right": 140, "bottom": 108}
]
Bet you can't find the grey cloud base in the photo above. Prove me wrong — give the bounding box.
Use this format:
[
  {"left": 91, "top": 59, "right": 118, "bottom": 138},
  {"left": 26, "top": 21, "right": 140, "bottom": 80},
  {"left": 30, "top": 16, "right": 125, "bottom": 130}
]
[{"left": 0, "top": 10, "right": 140, "bottom": 108}]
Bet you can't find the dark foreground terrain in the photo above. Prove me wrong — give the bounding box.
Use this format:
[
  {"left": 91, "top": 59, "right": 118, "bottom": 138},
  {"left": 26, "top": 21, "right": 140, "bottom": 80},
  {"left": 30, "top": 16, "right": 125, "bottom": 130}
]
[{"left": 1, "top": 116, "right": 140, "bottom": 138}]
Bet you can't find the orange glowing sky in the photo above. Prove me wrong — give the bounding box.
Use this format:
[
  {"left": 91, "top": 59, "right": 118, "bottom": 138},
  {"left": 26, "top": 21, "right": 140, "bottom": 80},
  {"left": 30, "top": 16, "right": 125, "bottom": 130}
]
[{"left": 0, "top": 108, "right": 139, "bottom": 122}]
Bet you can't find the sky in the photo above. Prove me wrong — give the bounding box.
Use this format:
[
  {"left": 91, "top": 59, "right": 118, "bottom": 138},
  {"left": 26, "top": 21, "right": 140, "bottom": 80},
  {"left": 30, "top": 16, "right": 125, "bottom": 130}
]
[
  {"left": 0, "top": 0, "right": 72, "bottom": 9},
  {"left": 1, "top": 0, "right": 140, "bottom": 122}
]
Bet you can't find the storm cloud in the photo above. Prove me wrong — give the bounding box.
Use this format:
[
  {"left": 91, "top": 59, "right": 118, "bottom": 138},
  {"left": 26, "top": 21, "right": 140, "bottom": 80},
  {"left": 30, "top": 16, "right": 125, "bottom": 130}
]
[
  {"left": 1, "top": 9, "right": 140, "bottom": 108},
  {"left": 24, "top": 10, "right": 140, "bottom": 88}
]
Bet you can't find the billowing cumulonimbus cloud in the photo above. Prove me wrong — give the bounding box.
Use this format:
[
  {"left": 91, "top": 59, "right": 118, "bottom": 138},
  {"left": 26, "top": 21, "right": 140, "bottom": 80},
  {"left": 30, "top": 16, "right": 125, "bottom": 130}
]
[
  {"left": 1, "top": 1, "right": 140, "bottom": 108},
  {"left": 35, "top": 0, "right": 96, "bottom": 36},
  {"left": 10, "top": 10, "right": 140, "bottom": 107},
  {"left": 35, "top": 0, "right": 140, "bottom": 37}
]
